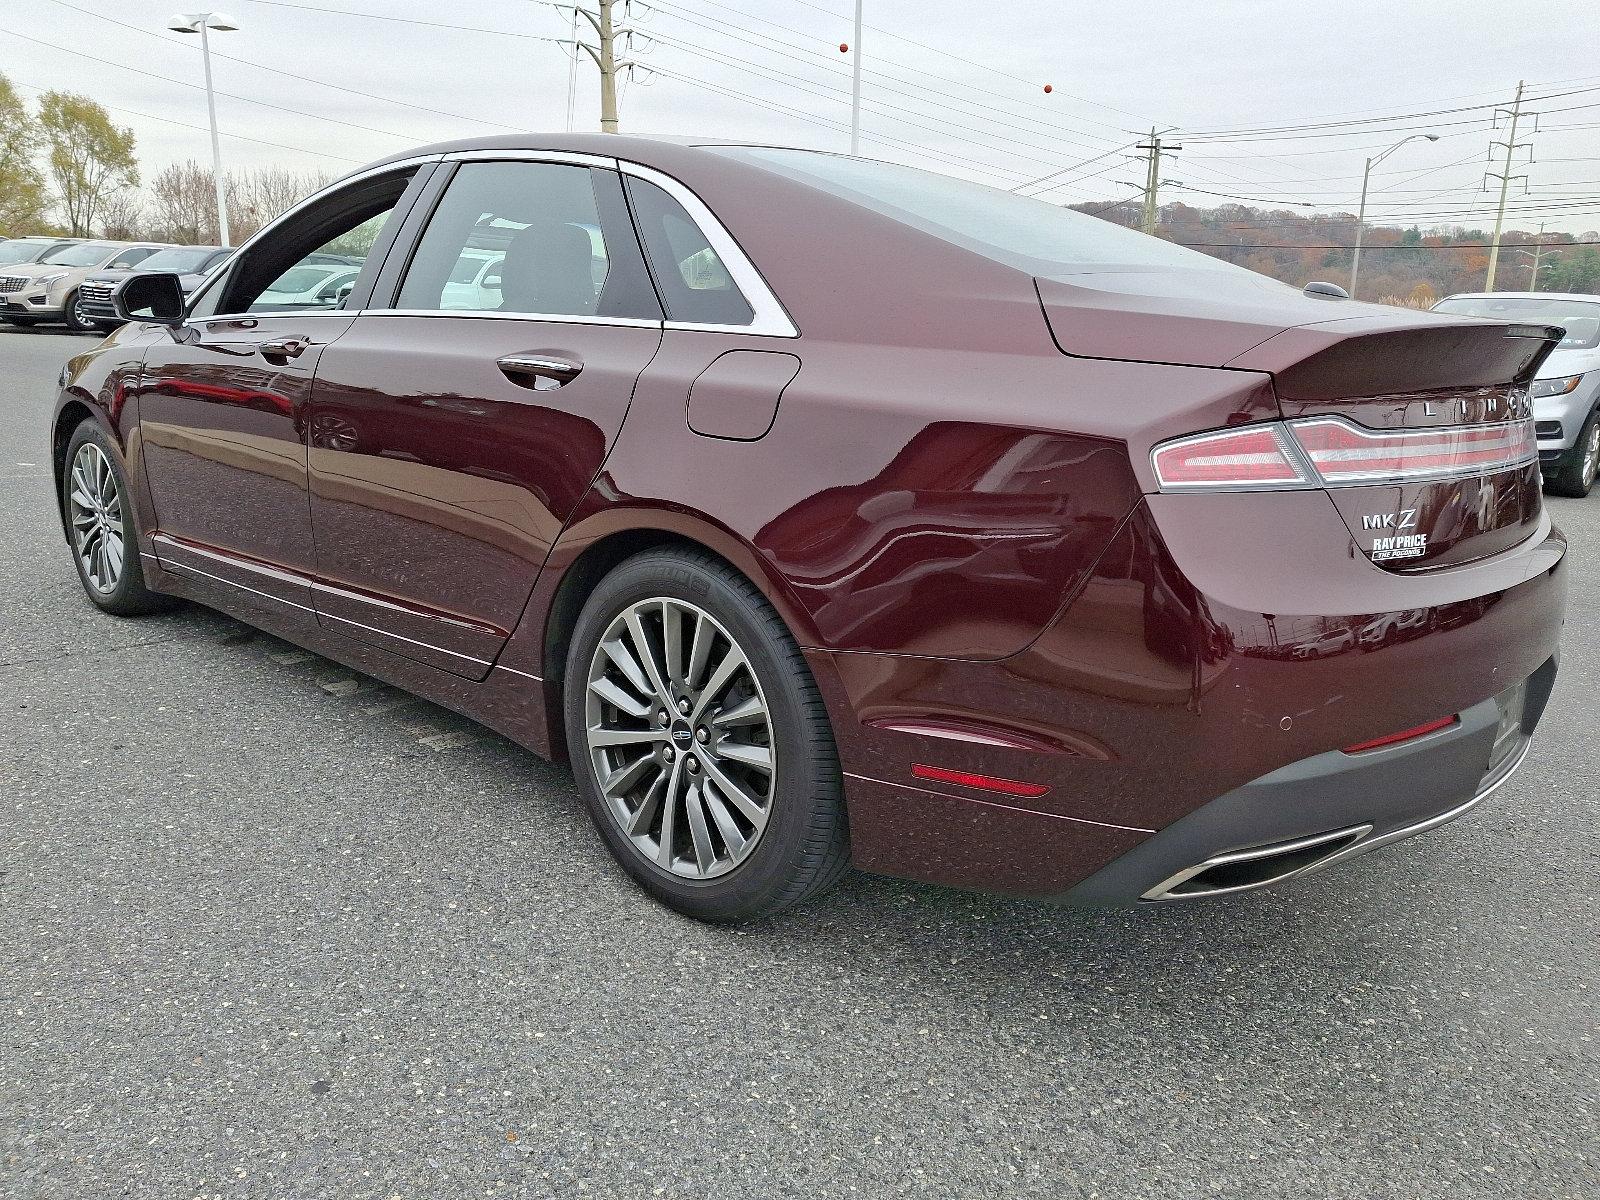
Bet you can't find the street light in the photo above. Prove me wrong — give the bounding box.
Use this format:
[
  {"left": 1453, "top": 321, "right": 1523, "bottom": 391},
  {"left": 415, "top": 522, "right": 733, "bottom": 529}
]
[
  {"left": 1350, "top": 132, "right": 1439, "bottom": 300},
  {"left": 168, "top": 12, "right": 239, "bottom": 246}
]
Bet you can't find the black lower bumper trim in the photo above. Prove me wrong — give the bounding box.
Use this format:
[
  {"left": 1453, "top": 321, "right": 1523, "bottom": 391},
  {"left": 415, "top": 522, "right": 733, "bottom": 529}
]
[{"left": 1065, "top": 656, "right": 1557, "bottom": 905}]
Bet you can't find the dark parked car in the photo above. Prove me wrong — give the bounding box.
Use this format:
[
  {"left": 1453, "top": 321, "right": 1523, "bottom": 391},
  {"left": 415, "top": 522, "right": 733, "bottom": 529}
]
[
  {"left": 76, "top": 245, "right": 233, "bottom": 332},
  {"left": 49, "top": 136, "right": 1565, "bottom": 922}
]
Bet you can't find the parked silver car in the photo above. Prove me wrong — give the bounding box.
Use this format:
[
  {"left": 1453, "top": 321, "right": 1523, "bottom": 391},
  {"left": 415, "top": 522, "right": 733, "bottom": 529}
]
[
  {"left": 0, "top": 241, "right": 169, "bottom": 332},
  {"left": 1434, "top": 292, "right": 1600, "bottom": 496}
]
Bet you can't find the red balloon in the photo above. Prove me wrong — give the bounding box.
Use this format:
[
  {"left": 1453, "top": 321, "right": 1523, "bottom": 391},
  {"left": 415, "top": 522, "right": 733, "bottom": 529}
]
[
  {"left": 839, "top": 42, "right": 849, "bottom": 52},
  {"left": 1043, "top": 84, "right": 1053, "bottom": 93}
]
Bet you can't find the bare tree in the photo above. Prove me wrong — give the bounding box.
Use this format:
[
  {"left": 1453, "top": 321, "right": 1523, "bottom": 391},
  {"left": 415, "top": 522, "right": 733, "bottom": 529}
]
[
  {"left": 98, "top": 189, "right": 146, "bottom": 239},
  {"left": 149, "top": 160, "right": 217, "bottom": 243}
]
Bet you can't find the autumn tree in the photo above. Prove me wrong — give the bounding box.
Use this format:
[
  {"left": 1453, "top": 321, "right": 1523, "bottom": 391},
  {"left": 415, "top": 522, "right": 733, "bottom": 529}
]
[
  {"left": 149, "top": 160, "right": 216, "bottom": 243},
  {"left": 38, "top": 91, "right": 138, "bottom": 236},
  {"left": 0, "top": 73, "right": 51, "bottom": 235}
]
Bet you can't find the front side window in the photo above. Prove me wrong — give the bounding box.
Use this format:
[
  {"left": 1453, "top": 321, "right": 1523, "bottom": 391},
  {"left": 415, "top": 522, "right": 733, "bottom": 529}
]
[
  {"left": 395, "top": 160, "right": 659, "bottom": 320},
  {"left": 194, "top": 168, "right": 416, "bottom": 317},
  {"left": 625, "top": 178, "right": 753, "bottom": 326}
]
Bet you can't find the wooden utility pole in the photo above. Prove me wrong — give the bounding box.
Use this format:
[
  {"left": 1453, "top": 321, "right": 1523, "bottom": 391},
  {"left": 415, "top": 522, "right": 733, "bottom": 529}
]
[
  {"left": 1485, "top": 81, "right": 1531, "bottom": 291},
  {"left": 1136, "top": 128, "right": 1180, "bottom": 235},
  {"left": 597, "top": 0, "right": 618, "bottom": 133}
]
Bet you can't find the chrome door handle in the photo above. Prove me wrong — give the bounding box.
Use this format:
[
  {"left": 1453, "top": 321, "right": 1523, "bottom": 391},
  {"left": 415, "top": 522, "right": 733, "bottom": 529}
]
[
  {"left": 498, "top": 353, "right": 583, "bottom": 390},
  {"left": 259, "top": 335, "right": 309, "bottom": 361}
]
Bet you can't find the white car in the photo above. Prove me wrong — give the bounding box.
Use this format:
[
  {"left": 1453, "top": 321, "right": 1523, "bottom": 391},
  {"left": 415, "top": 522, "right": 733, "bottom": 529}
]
[
  {"left": 1433, "top": 292, "right": 1600, "bottom": 497},
  {"left": 440, "top": 249, "right": 505, "bottom": 310},
  {"left": 254, "top": 264, "right": 361, "bottom": 311}
]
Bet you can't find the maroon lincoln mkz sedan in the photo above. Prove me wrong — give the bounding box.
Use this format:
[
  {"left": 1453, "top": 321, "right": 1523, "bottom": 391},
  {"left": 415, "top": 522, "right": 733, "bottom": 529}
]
[{"left": 53, "top": 135, "right": 1565, "bottom": 921}]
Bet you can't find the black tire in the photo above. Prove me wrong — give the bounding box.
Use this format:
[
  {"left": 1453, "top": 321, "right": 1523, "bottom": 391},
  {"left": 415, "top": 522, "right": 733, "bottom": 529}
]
[
  {"left": 563, "top": 548, "right": 850, "bottom": 922},
  {"left": 1546, "top": 408, "right": 1600, "bottom": 498},
  {"left": 61, "top": 420, "right": 176, "bottom": 616},
  {"left": 63, "top": 290, "right": 96, "bottom": 334}
]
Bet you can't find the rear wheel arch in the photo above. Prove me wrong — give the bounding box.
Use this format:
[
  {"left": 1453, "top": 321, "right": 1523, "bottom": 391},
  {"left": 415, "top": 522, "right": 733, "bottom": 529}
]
[{"left": 540, "top": 523, "right": 826, "bottom": 758}]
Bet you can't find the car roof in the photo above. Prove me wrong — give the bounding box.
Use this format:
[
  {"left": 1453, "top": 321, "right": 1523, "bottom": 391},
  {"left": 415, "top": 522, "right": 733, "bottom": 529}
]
[{"left": 1439, "top": 291, "right": 1600, "bottom": 303}]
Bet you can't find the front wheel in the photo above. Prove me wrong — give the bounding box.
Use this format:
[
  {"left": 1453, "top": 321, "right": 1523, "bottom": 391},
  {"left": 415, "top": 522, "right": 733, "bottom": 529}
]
[
  {"left": 64, "top": 291, "right": 97, "bottom": 333},
  {"left": 62, "top": 421, "right": 175, "bottom": 616},
  {"left": 563, "top": 549, "right": 850, "bottom": 922},
  {"left": 1546, "top": 409, "right": 1600, "bottom": 498}
]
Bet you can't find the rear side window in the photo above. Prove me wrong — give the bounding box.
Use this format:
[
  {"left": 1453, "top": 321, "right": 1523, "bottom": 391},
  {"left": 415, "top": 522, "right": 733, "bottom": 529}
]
[
  {"left": 395, "top": 161, "right": 660, "bottom": 321},
  {"left": 625, "top": 177, "right": 754, "bottom": 327}
]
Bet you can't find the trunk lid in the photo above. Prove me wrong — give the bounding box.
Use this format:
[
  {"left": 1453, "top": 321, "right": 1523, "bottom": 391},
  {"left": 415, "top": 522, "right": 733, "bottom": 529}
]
[{"left": 1036, "top": 269, "right": 1561, "bottom": 572}]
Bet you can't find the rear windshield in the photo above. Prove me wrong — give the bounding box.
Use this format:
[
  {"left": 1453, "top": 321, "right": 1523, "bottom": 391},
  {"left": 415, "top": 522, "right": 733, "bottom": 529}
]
[
  {"left": 40, "top": 241, "right": 118, "bottom": 267},
  {"left": 135, "top": 247, "right": 220, "bottom": 273},
  {"left": 712, "top": 147, "right": 1260, "bottom": 278},
  {"left": 1433, "top": 296, "right": 1600, "bottom": 350}
]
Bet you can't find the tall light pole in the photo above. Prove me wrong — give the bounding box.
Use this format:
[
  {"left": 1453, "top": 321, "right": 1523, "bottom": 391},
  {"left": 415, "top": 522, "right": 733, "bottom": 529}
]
[
  {"left": 1350, "top": 132, "right": 1438, "bottom": 300},
  {"left": 849, "top": 1, "right": 863, "bottom": 154},
  {"left": 168, "top": 12, "right": 239, "bottom": 246}
]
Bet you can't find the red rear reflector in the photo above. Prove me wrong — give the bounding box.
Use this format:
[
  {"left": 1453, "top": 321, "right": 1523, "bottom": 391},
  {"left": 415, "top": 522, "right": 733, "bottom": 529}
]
[
  {"left": 1289, "top": 416, "right": 1537, "bottom": 485},
  {"left": 1151, "top": 425, "right": 1311, "bottom": 490},
  {"left": 911, "top": 764, "right": 1050, "bottom": 797},
  {"left": 1342, "top": 714, "right": 1459, "bottom": 754}
]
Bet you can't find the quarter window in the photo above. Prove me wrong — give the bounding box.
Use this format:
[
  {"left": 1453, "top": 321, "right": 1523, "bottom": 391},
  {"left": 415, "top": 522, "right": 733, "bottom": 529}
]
[
  {"left": 395, "top": 161, "right": 660, "bottom": 320},
  {"left": 625, "top": 177, "right": 754, "bottom": 327}
]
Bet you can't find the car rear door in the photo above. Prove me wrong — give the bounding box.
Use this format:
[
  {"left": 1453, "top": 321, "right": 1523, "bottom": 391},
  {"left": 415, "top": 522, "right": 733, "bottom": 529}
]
[
  {"left": 137, "top": 166, "right": 430, "bottom": 619},
  {"left": 303, "top": 154, "right": 665, "bottom": 678}
]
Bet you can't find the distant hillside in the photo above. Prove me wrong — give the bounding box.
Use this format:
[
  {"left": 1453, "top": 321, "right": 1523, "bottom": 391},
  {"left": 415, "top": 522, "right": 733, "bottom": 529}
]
[{"left": 1075, "top": 200, "right": 1600, "bottom": 304}]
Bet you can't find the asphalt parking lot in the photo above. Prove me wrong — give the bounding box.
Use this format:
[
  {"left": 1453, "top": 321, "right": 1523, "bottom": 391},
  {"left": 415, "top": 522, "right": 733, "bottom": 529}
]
[{"left": 1, "top": 326, "right": 1595, "bottom": 1199}]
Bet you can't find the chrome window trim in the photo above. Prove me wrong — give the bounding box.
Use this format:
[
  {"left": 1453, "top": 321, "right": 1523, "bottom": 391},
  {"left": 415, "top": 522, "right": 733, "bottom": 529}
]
[
  {"left": 441, "top": 148, "right": 617, "bottom": 169},
  {"left": 363, "top": 308, "right": 660, "bottom": 329},
  {"left": 184, "top": 153, "right": 443, "bottom": 319},
  {"left": 618, "top": 161, "right": 799, "bottom": 338}
]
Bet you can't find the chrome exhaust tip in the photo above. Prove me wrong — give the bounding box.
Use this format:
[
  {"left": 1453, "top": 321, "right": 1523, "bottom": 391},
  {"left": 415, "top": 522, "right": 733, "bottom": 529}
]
[{"left": 1142, "top": 824, "right": 1372, "bottom": 901}]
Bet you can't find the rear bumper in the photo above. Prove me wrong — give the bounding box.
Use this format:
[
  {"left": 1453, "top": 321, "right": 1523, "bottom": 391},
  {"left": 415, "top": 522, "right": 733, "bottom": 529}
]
[
  {"left": 1065, "top": 656, "right": 1554, "bottom": 904},
  {"left": 820, "top": 498, "right": 1568, "bottom": 902}
]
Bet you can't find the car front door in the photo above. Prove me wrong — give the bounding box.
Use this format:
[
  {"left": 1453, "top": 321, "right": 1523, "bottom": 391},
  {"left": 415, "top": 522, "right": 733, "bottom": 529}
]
[
  {"left": 304, "top": 156, "right": 665, "bottom": 678},
  {"left": 137, "top": 167, "right": 427, "bottom": 617}
]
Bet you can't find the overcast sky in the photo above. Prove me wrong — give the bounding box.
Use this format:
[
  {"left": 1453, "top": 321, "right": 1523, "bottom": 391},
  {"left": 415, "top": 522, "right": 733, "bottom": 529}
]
[{"left": 7, "top": 0, "right": 1599, "bottom": 234}]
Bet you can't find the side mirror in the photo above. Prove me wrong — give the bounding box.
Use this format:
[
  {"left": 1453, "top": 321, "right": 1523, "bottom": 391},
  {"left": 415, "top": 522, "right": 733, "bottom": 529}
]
[
  {"left": 335, "top": 282, "right": 355, "bottom": 307},
  {"left": 115, "top": 272, "right": 186, "bottom": 326}
]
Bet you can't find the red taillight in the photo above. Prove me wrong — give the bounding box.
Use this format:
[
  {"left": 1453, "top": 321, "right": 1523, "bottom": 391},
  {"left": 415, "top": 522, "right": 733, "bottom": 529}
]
[
  {"left": 1151, "top": 416, "right": 1537, "bottom": 491},
  {"left": 1290, "top": 417, "right": 1537, "bottom": 485},
  {"left": 1150, "top": 425, "right": 1312, "bottom": 490},
  {"left": 1342, "top": 714, "right": 1459, "bottom": 754},
  {"left": 911, "top": 764, "right": 1050, "bottom": 798}
]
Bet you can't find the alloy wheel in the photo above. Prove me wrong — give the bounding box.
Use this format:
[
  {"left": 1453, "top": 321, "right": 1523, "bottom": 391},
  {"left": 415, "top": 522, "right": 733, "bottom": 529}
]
[
  {"left": 69, "top": 292, "right": 93, "bottom": 332},
  {"left": 69, "top": 442, "right": 125, "bottom": 594},
  {"left": 585, "top": 596, "right": 775, "bottom": 879},
  {"left": 1584, "top": 420, "right": 1600, "bottom": 488}
]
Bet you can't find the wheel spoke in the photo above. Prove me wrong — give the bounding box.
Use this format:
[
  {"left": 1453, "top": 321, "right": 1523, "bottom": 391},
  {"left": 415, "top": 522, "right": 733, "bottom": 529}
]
[
  {"left": 685, "top": 609, "right": 713, "bottom": 690},
  {"left": 698, "top": 753, "right": 767, "bottom": 828},
  {"left": 690, "top": 647, "right": 746, "bottom": 724},
  {"left": 656, "top": 758, "right": 683, "bottom": 867},
  {"left": 624, "top": 611, "right": 673, "bottom": 704},
  {"left": 626, "top": 766, "right": 669, "bottom": 836},
  {"left": 683, "top": 782, "right": 716, "bottom": 873},
  {"left": 590, "top": 675, "right": 651, "bottom": 719},
  {"left": 661, "top": 600, "right": 686, "bottom": 689},
  {"left": 602, "top": 750, "right": 657, "bottom": 798},
  {"left": 701, "top": 783, "right": 749, "bottom": 858},
  {"left": 716, "top": 741, "right": 772, "bottom": 772},
  {"left": 104, "top": 530, "right": 124, "bottom": 579},
  {"left": 712, "top": 694, "right": 766, "bottom": 728},
  {"left": 599, "top": 635, "right": 653, "bottom": 699},
  {"left": 587, "top": 725, "right": 667, "bottom": 749}
]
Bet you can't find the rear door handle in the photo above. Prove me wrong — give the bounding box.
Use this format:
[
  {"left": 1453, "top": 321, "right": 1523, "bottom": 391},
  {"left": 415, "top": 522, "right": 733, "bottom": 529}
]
[
  {"left": 498, "top": 353, "right": 583, "bottom": 391},
  {"left": 259, "top": 335, "right": 310, "bottom": 362}
]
